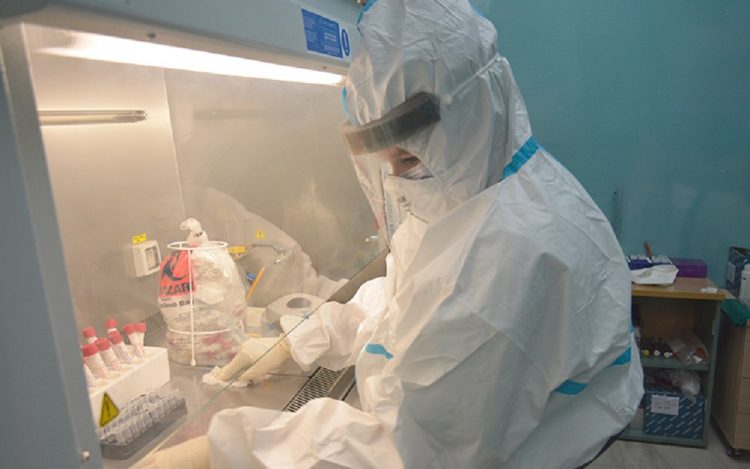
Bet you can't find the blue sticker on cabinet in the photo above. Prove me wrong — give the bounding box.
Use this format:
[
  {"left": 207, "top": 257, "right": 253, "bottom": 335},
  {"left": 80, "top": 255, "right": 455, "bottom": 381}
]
[{"left": 302, "top": 9, "right": 343, "bottom": 58}]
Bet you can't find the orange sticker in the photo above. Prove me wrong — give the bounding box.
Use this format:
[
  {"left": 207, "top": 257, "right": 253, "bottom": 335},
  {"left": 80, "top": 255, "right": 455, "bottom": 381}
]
[{"left": 159, "top": 251, "right": 195, "bottom": 297}]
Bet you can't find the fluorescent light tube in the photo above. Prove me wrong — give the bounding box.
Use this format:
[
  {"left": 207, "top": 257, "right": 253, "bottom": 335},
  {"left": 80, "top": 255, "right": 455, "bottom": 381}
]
[
  {"left": 38, "top": 109, "right": 147, "bottom": 125},
  {"left": 40, "top": 32, "right": 344, "bottom": 86}
]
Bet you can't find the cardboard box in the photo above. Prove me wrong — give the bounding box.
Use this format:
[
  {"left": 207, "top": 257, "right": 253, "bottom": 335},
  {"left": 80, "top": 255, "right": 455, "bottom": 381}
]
[
  {"left": 726, "top": 247, "right": 750, "bottom": 296},
  {"left": 643, "top": 386, "right": 704, "bottom": 439}
]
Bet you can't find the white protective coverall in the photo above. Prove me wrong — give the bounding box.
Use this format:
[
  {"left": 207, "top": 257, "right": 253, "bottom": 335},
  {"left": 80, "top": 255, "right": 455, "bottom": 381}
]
[{"left": 203, "top": 1, "right": 644, "bottom": 468}]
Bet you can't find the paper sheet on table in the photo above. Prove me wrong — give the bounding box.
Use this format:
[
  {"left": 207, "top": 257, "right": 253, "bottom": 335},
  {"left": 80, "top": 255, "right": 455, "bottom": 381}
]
[{"left": 631, "top": 265, "right": 679, "bottom": 286}]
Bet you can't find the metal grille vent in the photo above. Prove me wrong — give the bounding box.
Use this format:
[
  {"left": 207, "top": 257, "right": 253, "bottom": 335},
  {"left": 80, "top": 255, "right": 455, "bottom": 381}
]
[
  {"left": 283, "top": 367, "right": 355, "bottom": 413},
  {"left": 144, "top": 311, "right": 166, "bottom": 339}
]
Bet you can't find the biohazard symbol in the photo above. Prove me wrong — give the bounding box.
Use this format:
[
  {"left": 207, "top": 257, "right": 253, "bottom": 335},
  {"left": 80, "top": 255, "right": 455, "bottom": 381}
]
[
  {"left": 99, "top": 393, "right": 120, "bottom": 427},
  {"left": 159, "top": 251, "right": 195, "bottom": 297}
]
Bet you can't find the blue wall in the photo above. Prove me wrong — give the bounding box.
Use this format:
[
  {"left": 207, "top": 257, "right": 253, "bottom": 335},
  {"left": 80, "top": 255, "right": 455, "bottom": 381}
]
[{"left": 473, "top": 0, "right": 750, "bottom": 284}]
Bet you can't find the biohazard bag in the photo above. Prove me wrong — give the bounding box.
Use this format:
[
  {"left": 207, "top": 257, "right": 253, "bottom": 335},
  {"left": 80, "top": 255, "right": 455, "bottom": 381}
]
[{"left": 158, "top": 219, "right": 246, "bottom": 366}]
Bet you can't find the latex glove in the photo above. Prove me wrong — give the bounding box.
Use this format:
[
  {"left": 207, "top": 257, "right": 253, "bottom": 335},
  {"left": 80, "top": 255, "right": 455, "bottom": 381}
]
[
  {"left": 138, "top": 436, "right": 209, "bottom": 469},
  {"left": 215, "top": 337, "right": 291, "bottom": 382}
]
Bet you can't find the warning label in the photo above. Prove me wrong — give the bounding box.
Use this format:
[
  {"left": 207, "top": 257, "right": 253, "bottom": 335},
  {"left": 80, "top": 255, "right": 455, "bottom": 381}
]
[
  {"left": 99, "top": 393, "right": 120, "bottom": 427},
  {"left": 159, "top": 251, "right": 195, "bottom": 297}
]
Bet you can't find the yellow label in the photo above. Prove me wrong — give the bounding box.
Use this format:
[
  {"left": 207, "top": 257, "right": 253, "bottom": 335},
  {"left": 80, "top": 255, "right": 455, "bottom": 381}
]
[
  {"left": 131, "top": 233, "right": 148, "bottom": 245},
  {"left": 99, "top": 393, "right": 120, "bottom": 427},
  {"left": 255, "top": 230, "right": 265, "bottom": 240},
  {"left": 228, "top": 245, "right": 247, "bottom": 255}
]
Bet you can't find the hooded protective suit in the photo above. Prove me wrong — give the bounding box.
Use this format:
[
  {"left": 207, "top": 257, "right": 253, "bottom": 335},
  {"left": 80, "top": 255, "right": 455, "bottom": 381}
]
[{"left": 200, "top": 1, "right": 644, "bottom": 468}]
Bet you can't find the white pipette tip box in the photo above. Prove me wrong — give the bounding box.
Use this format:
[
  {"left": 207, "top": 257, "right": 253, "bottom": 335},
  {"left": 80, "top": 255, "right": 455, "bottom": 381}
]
[{"left": 88, "top": 346, "right": 170, "bottom": 424}]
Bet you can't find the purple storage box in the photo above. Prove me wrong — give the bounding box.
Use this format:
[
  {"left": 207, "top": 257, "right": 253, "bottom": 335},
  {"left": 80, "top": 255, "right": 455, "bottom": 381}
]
[{"left": 671, "top": 258, "right": 708, "bottom": 278}]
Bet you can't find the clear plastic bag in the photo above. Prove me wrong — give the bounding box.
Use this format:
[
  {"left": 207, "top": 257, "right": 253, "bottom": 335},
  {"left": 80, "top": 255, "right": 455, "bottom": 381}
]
[
  {"left": 158, "top": 220, "right": 247, "bottom": 366},
  {"left": 646, "top": 369, "right": 702, "bottom": 401},
  {"left": 667, "top": 332, "right": 709, "bottom": 366},
  {"left": 666, "top": 370, "right": 701, "bottom": 400}
]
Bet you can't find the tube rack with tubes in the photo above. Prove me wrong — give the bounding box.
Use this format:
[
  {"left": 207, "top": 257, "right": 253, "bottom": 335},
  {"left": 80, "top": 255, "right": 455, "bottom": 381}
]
[{"left": 97, "top": 389, "right": 186, "bottom": 460}]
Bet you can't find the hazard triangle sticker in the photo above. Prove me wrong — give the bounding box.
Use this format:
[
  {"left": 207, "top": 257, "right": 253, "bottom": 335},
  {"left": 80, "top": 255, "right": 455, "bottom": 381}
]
[{"left": 99, "top": 392, "right": 120, "bottom": 427}]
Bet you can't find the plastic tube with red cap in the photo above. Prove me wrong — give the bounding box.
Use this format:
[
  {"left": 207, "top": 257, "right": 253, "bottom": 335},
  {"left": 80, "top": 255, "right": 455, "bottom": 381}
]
[
  {"left": 105, "top": 318, "right": 118, "bottom": 335},
  {"left": 124, "top": 324, "right": 144, "bottom": 358},
  {"left": 136, "top": 322, "right": 147, "bottom": 351},
  {"left": 108, "top": 331, "right": 133, "bottom": 365},
  {"left": 82, "top": 343, "right": 109, "bottom": 379},
  {"left": 82, "top": 326, "right": 98, "bottom": 344},
  {"left": 83, "top": 362, "right": 97, "bottom": 389},
  {"left": 95, "top": 338, "right": 123, "bottom": 372}
]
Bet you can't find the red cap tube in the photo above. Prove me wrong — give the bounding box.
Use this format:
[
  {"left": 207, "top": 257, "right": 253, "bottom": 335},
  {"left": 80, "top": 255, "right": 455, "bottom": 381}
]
[
  {"left": 81, "top": 343, "right": 99, "bottom": 357},
  {"left": 94, "top": 338, "right": 112, "bottom": 351},
  {"left": 107, "top": 331, "right": 124, "bottom": 344}
]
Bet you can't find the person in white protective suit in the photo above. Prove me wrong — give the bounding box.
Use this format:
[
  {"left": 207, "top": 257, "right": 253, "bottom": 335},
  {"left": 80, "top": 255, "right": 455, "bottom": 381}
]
[
  {"left": 182, "top": 186, "right": 347, "bottom": 305},
  {"left": 142, "top": 0, "right": 643, "bottom": 467}
]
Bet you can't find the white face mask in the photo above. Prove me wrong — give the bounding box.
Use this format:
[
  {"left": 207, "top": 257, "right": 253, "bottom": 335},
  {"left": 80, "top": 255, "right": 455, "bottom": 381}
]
[
  {"left": 382, "top": 173, "right": 454, "bottom": 239},
  {"left": 398, "top": 163, "right": 433, "bottom": 180}
]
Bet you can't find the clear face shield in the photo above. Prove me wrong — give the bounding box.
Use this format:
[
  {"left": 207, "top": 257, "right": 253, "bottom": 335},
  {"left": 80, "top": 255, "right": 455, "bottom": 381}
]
[{"left": 340, "top": 92, "right": 441, "bottom": 241}]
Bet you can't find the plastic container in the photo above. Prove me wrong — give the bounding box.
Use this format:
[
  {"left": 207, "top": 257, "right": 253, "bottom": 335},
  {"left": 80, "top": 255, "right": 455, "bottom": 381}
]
[
  {"left": 108, "top": 331, "right": 133, "bottom": 365},
  {"left": 82, "top": 326, "right": 98, "bottom": 344},
  {"left": 95, "top": 338, "right": 123, "bottom": 372},
  {"left": 82, "top": 343, "right": 110, "bottom": 379}
]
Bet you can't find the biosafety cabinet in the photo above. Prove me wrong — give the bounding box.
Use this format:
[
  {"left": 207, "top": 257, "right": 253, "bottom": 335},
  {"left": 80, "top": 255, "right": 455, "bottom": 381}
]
[{"left": 0, "top": 1, "right": 383, "bottom": 466}]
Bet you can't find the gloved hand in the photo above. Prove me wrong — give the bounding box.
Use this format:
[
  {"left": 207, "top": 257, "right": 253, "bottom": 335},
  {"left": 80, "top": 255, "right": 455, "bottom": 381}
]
[
  {"left": 138, "top": 436, "right": 209, "bottom": 469},
  {"left": 215, "top": 336, "right": 291, "bottom": 382}
]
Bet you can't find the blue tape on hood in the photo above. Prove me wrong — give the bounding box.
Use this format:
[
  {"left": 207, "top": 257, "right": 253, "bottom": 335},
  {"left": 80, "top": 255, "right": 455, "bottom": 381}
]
[
  {"left": 365, "top": 343, "right": 393, "bottom": 359},
  {"left": 555, "top": 380, "right": 588, "bottom": 396},
  {"left": 501, "top": 136, "right": 540, "bottom": 180},
  {"left": 554, "top": 339, "right": 634, "bottom": 395},
  {"left": 611, "top": 346, "right": 632, "bottom": 366}
]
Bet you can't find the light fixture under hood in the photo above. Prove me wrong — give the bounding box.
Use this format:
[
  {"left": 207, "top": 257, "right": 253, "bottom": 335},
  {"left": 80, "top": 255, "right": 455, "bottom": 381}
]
[
  {"left": 39, "top": 31, "right": 345, "bottom": 86},
  {"left": 38, "top": 109, "right": 147, "bottom": 126}
]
